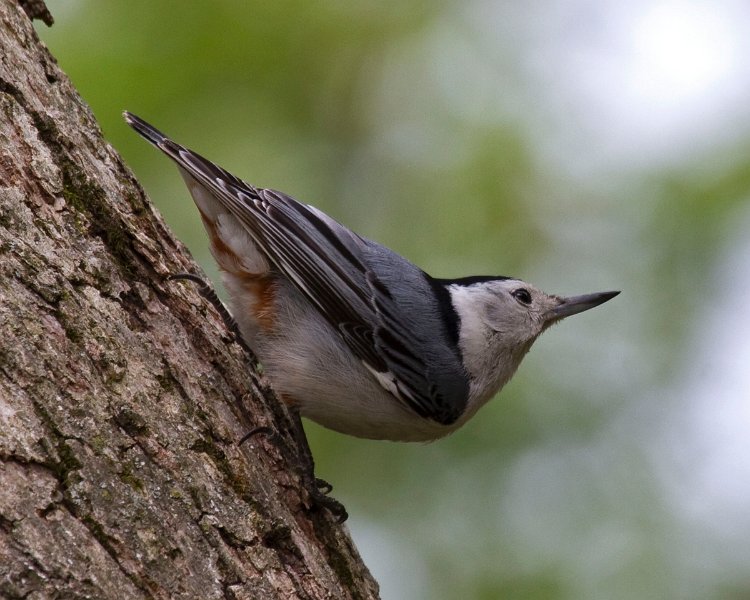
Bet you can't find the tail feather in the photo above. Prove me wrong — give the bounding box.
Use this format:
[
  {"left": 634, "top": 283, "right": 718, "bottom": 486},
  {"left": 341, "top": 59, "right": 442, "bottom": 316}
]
[{"left": 123, "top": 111, "right": 168, "bottom": 146}]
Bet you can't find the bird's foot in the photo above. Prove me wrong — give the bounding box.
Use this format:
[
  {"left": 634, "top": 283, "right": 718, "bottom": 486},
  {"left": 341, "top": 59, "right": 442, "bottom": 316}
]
[
  {"left": 305, "top": 479, "right": 348, "bottom": 523},
  {"left": 238, "top": 426, "right": 274, "bottom": 446},
  {"left": 238, "top": 417, "right": 347, "bottom": 521},
  {"left": 289, "top": 411, "right": 348, "bottom": 522}
]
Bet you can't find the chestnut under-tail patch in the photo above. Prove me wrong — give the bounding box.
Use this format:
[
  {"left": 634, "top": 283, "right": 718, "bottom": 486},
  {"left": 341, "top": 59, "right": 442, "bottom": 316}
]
[
  {"left": 278, "top": 392, "right": 301, "bottom": 408},
  {"left": 242, "top": 275, "right": 277, "bottom": 331}
]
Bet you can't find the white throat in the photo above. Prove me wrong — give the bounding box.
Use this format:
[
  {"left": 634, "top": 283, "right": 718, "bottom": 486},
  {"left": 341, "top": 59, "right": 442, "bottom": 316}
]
[{"left": 449, "top": 284, "right": 529, "bottom": 419}]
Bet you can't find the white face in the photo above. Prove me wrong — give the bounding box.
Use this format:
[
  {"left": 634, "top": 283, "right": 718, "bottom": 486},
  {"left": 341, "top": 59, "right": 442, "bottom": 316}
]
[
  {"left": 448, "top": 278, "right": 617, "bottom": 414},
  {"left": 478, "top": 279, "right": 562, "bottom": 346},
  {"left": 448, "top": 278, "right": 563, "bottom": 412}
]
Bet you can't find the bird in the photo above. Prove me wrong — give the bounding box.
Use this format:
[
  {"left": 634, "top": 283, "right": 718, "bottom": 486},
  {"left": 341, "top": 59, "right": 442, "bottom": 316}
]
[{"left": 124, "top": 112, "right": 618, "bottom": 517}]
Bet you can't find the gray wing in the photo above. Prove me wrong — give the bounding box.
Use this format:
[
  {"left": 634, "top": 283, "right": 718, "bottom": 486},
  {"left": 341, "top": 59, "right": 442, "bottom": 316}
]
[{"left": 124, "top": 112, "right": 468, "bottom": 424}]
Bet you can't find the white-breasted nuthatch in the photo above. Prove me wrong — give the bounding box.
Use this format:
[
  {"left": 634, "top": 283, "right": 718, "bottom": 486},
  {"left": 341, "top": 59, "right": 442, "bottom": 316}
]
[{"left": 124, "top": 112, "right": 618, "bottom": 444}]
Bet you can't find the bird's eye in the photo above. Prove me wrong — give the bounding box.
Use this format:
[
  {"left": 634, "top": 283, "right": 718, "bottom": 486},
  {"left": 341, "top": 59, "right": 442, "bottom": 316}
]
[{"left": 512, "top": 288, "right": 532, "bottom": 305}]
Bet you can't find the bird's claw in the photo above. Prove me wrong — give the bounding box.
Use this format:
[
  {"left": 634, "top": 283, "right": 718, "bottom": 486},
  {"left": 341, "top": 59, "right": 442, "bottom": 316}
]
[
  {"left": 315, "top": 478, "right": 333, "bottom": 495},
  {"left": 306, "top": 483, "right": 348, "bottom": 523}
]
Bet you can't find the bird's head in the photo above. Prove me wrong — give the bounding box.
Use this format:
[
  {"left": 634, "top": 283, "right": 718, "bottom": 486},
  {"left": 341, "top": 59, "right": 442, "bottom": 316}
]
[{"left": 446, "top": 276, "right": 619, "bottom": 412}]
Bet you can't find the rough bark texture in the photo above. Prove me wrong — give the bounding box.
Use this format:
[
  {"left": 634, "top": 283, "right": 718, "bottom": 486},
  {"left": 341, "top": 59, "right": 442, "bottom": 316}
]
[{"left": 0, "top": 1, "right": 380, "bottom": 598}]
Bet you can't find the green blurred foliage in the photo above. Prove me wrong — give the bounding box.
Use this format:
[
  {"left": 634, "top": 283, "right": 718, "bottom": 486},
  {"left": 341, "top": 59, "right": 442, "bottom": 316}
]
[{"left": 38, "top": 1, "right": 750, "bottom": 599}]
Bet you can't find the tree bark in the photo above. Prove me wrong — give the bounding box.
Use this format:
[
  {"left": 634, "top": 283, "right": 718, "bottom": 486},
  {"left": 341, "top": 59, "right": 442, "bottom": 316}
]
[{"left": 0, "top": 1, "right": 379, "bottom": 598}]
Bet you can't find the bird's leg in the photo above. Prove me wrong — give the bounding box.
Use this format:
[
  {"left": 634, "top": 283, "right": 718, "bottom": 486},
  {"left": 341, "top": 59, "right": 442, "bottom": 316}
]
[
  {"left": 167, "top": 273, "right": 255, "bottom": 358},
  {"left": 168, "top": 273, "right": 346, "bottom": 521},
  {"left": 289, "top": 410, "right": 348, "bottom": 522},
  {"left": 238, "top": 426, "right": 274, "bottom": 446}
]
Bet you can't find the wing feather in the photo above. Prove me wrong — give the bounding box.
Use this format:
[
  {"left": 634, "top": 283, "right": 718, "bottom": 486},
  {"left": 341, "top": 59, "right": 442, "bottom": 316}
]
[{"left": 124, "top": 112, "right": 465, "bottom": 424}]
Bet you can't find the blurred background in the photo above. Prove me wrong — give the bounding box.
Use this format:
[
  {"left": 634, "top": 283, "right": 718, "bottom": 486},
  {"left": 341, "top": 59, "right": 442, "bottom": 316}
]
[{"left": 38, "top": 1, "right": 750, "bottom": 598}]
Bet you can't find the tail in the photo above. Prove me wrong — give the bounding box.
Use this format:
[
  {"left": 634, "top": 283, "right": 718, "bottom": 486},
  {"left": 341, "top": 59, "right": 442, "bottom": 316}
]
[
  {"left": 123, "top": 111, "right": 196, "bottom": 173},
  {"left": 123, "top": 111, "right": 169, "bottom": 147},
  {"left": 123, "top": 111, "right": 258, "bottom": 199}
]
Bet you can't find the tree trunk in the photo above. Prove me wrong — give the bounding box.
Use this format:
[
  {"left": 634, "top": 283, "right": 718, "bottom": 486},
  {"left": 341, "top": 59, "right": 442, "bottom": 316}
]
[{"left": 0, "top": 1, "right": 379, "bottom": 598}]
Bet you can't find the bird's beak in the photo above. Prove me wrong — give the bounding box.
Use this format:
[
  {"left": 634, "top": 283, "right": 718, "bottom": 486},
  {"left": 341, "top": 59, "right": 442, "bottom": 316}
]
[{"left": 549, "top": 290, "right": 620, "bottom": 320}]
